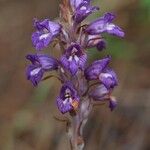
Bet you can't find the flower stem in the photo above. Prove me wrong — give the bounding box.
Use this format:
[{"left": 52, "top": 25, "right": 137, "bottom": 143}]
[{"left": 67, "top": 98, "right": 92, "bottom": 150}]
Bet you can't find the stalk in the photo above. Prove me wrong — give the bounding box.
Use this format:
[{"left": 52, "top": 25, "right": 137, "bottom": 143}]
[{"left": 67, "top": 98, "right": 92, "bottom": 150}]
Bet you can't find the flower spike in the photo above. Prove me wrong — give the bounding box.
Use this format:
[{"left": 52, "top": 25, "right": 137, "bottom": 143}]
[{"left": 26, "top": 0, "right": 125, "bottom": 148}]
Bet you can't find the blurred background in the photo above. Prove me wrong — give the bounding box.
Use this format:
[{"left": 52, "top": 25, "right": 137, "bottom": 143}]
[{"left": 0, "top": 0, "right": 149, "bottom": 150}]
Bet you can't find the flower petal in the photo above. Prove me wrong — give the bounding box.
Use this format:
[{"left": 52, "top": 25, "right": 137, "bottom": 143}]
[
  {"left": 26, "top": 65, "right": 43, "bottom": 86},
  {"left": 90, "top": 84, "right": 109, "bottom": 101},
  {"left": 99, "top": 68, "right": 118, "bottom": 89},
  {"left": 60, "top": 55, "right": 69, "bottom": 69},
  {"left": 85, "top": 56, "right": 111, "bottom": 80},
  {"left": 37, "top": 54, "right": 58, "bottom": 70},
  {"left": 69, "top": 59, "right": 78, "bottom": 75},
  {"left": 26, "top": 54, "right": 38, "bottom": 64},
  {"left": 56, "top": 97, "right": 73, "bottom": 114},
  {"left": 70, "top": 0, "right": 90, "bottom": 9},
  {"left": 32, "top": 31, "right": 52, "bottom": 50},
  {"left": 78, "top": 54, "right": 87, "bottom": 70}
]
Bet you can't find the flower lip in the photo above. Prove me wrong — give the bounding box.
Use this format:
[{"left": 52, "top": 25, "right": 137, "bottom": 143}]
[{"left": 26, "top": 65, "right": 44, "bottom": 86}]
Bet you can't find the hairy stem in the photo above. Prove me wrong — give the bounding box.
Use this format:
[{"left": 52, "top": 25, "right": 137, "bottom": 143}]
[
  {"left": 67, "top": 98, "right": 92, "bottom": 150},
  {"left": 68, "top": 114, "right": 84, "bottom": 150}
]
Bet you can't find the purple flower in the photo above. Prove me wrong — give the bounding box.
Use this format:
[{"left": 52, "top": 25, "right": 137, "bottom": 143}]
[
  {"left": 90, "top": 84, "right": 109, "bottom": 101},
  {"left": 32, "top": 19, "right": 61, "bottom": 50},
  {"left": 99, "top": 68, "right": 118, "bottom": 90},
  {"left": 85, "top": 56, "right": 111, "bottom": 80},
  {"left": 86, "top": 35, "right": 106, "bottom": 51},
  {"left": 109, "top": 96, "right": 117, "bottom": 111},
  {"left": 73, "top": 1, "right": 99, "bottom": 24},
  {"left": 56, "top": 82, "right": 80, "bottom": 114},
  {"left": 86, "top": 13, "right": 125, "bottom": 37},
  {"left": 26, "top": 54, "right": 58, "bottom": 86},
  {"left": 61, "top": 43, "right": 87, "bottom": 75},
  {"left": 85, "top": 57, "right": 117, "bottom": 89}
]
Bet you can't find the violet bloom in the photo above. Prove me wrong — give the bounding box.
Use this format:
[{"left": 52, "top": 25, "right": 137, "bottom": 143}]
[
  {"left": 99, "top": 68, "right": 118, "bottom": 90},
  {"left": 61, "top": 44, "right": 87, "bottom": 75},
  {"left": 90, "top": 84, "right": 109, "bottom": 101},
  {"left": 26, "top": 54, "right": 58, "bottom": 86},
  {"left": 86, "top": 13, "right": 125, "bottom": 37},
  {"left": 86, "top": 35, "right": 106, "bottom": 51},
  {"left": 85, "top": 56, "right": 111, "bottom": 80},
  {"left": 73, "top": 0, "right": 99, "bottom": 24},
  {"left": 32, "top": 19, "right": 61, "bottom": 50},
  {"left": 57, "top": 82, "right": 80, "bottom": 114},
  {"left": 85, "top": 57, "right": 118, "bottom": 90}
]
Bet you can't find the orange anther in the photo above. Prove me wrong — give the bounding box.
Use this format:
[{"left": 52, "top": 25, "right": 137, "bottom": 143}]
[{"left": 71, "top": 100, "right": 79, "bottom": 110}]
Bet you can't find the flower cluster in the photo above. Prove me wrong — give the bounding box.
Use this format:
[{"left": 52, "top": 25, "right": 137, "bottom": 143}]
[{"left": 26, "top": 0, "right": 124, "bottom": 114}]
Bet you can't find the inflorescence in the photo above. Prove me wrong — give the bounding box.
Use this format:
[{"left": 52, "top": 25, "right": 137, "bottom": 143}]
[{"left": 26, "top": 0, "right": 124, "bottom": 147}]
